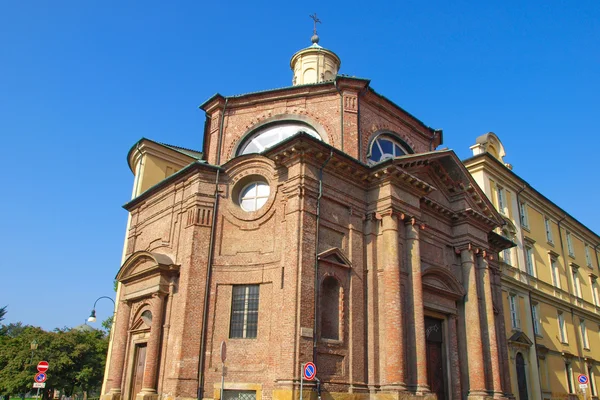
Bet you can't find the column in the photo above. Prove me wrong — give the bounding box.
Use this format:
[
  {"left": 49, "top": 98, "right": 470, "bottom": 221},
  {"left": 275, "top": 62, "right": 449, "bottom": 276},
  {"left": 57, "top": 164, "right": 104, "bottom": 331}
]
[
  {"left": 405, "top": 219, "right": 429, "bottom": 394},
  {"left": 381, "top": 212, "right": 405, "bottom": 388},
  {"left": 461, "top": 248, "right": 487, "bottom": 398},
  {"left": 103, "top": 300, "right": 132, "bottom": 400},
  {"left": 477, "top": 254, "right": 503, "bottom": 397},
  {"left": 447, "top": 315, "right": 462, "bottom": 400},
  {"left": 139, "top": 293, "right": 166, "bottom": 399}
]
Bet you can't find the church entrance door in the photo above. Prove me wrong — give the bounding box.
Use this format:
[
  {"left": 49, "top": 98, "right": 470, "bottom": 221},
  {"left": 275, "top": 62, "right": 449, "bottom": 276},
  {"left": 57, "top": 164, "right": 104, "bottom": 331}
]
[
  {"left": 425, "top": 317, "right": 446, "bottom": 400},
  {"left": 130, "top": 343, "right": 147, "bottom": 400}
]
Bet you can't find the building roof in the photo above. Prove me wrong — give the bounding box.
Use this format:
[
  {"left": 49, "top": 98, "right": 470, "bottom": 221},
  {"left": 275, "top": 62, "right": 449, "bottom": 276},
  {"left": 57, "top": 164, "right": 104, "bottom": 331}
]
[
  {"left": 198, "top": 76, "right": 440, "bottom": 138},
  {"left": 160, "top": 143, "right": 203, "bottom": 159}
]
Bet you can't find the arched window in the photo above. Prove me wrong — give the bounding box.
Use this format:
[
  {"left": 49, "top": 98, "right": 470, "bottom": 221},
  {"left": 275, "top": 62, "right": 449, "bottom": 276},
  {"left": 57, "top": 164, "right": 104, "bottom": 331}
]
[
  {"left": 321, "top": 276, "right": 341, "bottom": 340},
  {"left": 237, "top": 121, "right": 321, "bottom": 156},
  {"left": 367, "top": 134, "right": 413, "bottom": 165}
]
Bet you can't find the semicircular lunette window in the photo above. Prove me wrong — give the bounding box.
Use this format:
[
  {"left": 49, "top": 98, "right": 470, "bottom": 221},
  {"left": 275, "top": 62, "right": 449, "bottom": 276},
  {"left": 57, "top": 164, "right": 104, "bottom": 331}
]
[
  {"left": 239, "top": 181, "right": 270, "bottom": 212},
  {"left": 238, "top": 122, "right": 321, "bottom": 155},
  {"left": 367, "top": 135, "right": 412, "bottom": 165}
]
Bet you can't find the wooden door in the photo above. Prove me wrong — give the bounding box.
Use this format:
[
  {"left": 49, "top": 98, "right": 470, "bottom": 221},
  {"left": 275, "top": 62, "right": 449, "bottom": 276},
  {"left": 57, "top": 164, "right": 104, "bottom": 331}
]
[
  {"left": 425, "top": 317, "right": 446, "bottom": 400},
  {"left": 516, "top": 352, "right": 528, "bottom": 400},
  {"left": 131, "top": 343, "right": 147, "bottom": 399}
]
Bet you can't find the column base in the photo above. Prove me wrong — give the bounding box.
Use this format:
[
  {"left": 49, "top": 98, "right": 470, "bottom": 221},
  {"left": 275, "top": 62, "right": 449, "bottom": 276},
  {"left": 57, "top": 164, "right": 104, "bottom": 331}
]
[
  {"left": 102, "top": 389, "right": 122, "bottom": 400},
  {"left": 405, "top": 384, "right": 431, "bottom": 396},
  {"left": 466, "top": 390, "right": 491, "bottom": 400},
  {"left": 379, "top": 383, "right": 408, "bottom": 392},
  {"left": 136, "top": 389, "right": 158, "bottom": 400}
]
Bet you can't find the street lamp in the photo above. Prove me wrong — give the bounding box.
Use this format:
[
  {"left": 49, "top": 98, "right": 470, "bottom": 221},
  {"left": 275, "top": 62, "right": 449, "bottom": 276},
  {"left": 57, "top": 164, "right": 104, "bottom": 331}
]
[
  {"left": 29, "top": 339, "right": 38, "bottom": 365},
  {"left": 88, "top": 296, "right": 116, "bottom": 323}
]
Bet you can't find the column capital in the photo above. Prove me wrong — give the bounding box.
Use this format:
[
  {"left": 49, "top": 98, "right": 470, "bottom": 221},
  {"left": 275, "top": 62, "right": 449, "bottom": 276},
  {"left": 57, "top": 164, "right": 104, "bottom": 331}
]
[{"left": 454, "top": 243, "right": 488, "bottom": 256}]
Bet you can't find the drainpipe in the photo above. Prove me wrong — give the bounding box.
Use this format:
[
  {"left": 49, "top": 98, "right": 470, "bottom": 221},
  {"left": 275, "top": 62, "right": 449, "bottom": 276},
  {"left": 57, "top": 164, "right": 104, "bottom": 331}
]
[
  {"left": 197, "top": 168, "right": 221, "bottom": 400},
  {"left": 216, "top": 99, "right": 229, "bottom": 165},
  {"left": 313, "top": 150, "right": 334, "bottom": 362},
  {"left": 334, "top": 79, "right": 344, "bottom": 152}
]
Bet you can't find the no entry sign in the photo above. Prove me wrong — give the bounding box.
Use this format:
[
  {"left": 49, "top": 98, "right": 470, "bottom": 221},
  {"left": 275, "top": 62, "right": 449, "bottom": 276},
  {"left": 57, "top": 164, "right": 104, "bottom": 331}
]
[{"left": 37, "top": 361, "right": 49, "bottom": 373}]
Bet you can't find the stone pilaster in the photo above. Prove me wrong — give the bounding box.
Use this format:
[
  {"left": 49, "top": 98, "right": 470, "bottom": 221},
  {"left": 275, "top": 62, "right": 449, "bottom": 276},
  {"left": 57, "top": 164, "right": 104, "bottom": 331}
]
[
  {"left": 103, "top": 300, "right": 132, "bottom": 400},
  {"left": 461, "top": 248, "right": 487, "bottom": 398},
  {"left": 405, "top": 219, "right": 429, "bottom": 394},
  {"left": 447, "top": 314, "right": 462, "bottom": 400},
  {"left": 137, "top": 293, "right": 166, "bottom": 400},
  {"left": 380, "top": 211, "right": 405, "bottom": 389},
  {"left": 477, "top": 253, "right": 503, "bottom": 398}
]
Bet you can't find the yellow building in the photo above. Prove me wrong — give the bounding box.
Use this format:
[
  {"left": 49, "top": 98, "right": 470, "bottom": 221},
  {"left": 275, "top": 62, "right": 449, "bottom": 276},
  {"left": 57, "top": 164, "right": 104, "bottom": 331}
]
[{"left": 465, "top": 133, "right": 600, "bottom": 400}]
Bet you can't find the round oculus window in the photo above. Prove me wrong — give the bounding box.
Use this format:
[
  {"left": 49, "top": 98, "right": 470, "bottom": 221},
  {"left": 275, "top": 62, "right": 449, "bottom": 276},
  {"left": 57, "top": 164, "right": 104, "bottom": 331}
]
[
  {"left": 238, "top": 122, "right": 321, "bottom": 155},
  {"left": 239, "top": 181, "right": 270, "bottom": 212}
]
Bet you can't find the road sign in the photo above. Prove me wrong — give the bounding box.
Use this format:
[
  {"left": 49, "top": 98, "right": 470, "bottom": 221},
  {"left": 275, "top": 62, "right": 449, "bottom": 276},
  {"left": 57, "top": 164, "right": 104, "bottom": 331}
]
[
  {"left": 33, "top": 383, "right": 46, "bottom": 389},
  {"left": 578, "top": 374, "right": 589, "bottom": 385},
  {"left": 580, "top": 383, "right": 588, "bottom": 389},
  {"left": 34, "top": 373, "right": 47, "bottom": 383},
  {"left": 220, "top": 341, "right": 227, "bottom": 363},
  {"left": 303, "top": 362, "right": 317, "bottom": 380},
  {"left": 37, "top": 361, "right": 49, "bottom": 373}
]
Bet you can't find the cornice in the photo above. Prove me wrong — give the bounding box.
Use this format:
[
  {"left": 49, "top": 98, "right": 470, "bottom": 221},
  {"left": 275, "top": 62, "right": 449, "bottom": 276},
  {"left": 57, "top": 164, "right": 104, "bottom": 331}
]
[{"left": 464, "top": 153, "right": 600, "bottom": 245}]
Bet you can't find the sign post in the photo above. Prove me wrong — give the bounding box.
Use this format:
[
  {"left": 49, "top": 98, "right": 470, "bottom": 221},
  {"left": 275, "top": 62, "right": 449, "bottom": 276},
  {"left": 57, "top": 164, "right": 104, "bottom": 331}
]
[
  {"left": 578, "top": 375, "right": 589, "bottom": 399},
  {"left": 34, "top": 361, "right": 49, "bottom": 399},
  {"left": 300, "top": 362, "right": 317, "bottom": 400},
  {"left": 220, "top": 341, "right": 226, "bottom": 400}
]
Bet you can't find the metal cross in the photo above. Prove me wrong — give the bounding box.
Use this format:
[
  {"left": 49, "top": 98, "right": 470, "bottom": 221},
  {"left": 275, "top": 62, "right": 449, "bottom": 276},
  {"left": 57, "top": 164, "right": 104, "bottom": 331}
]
[{"left": 309, "top": 13, "right": 321, "bottom": 35}]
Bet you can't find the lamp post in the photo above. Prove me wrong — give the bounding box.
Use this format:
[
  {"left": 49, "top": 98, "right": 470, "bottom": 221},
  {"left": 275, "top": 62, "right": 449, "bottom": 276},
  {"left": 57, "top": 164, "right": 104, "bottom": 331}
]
[
  {"left": 88, "top": 296, "right": 116, "bottom": 323},
  {"left": 30, "top": 339, "right": 38, "bottom": 365}
]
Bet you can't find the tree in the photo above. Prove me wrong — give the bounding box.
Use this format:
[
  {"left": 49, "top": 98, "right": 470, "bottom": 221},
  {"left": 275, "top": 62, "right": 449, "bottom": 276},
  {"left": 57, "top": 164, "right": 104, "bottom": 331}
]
[
  {"left": 0, "top": 306, "right": 6, "bottom": 324},
  {"left": 0, "top": 325, "right": 108, "bottom": 398},
  {"left": 0, "top": 325, "right": 49, "bottom": 397}
]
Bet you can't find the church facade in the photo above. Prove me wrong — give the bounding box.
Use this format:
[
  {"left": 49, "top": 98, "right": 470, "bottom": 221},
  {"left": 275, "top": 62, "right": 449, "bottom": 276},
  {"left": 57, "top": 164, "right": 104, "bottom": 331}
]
[{"left": 101, "top": 35, "right": 514, "bottom": 400}]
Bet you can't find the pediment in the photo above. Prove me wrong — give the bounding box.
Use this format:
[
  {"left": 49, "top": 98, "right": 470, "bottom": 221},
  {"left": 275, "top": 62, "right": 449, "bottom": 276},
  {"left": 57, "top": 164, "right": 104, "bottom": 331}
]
[
  {"left": 116, "top": 251, "right": 179, "bottom": 284},
  {"left": 395, "top": 151, "right": 503, "bottom": 227},
  {"left": 318, "top": 248, "right": 351, "bottom": 269},
  {"left": 422, "top": 267, "right": 465, "bottom": 300},
  {"left": 508, "top": 331, "right": 533, "bottom": 347}
]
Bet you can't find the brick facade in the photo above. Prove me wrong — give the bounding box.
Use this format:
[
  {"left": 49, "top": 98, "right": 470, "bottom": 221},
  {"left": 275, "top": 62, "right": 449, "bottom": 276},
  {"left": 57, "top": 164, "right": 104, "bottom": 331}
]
[{"left": 103, "top": 75, "right": 514, "bottom": 400}]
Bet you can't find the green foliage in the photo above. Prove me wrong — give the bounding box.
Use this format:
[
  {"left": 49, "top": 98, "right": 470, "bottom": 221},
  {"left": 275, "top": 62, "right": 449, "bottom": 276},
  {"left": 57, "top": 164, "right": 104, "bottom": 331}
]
[
  {"left": 0, "top": 324, "right": 108, "bottom": 397},
  {"left": 101, "top": 316, "right": 113, "bottom": 334},
  {"left": 0, "top": 306, "right": 6, "bottom": 323}
]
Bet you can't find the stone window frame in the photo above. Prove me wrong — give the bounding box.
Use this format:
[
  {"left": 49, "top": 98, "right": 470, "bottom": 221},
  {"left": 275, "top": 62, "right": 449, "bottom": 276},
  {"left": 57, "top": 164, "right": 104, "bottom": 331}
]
[
  {"left": 366, "top": 132, "right": 414, "bottom": 165},
  {"left": 229, "top": 284, "right": 260, "bottom": 339},
  {"left": 548, "top": 250, "right": 561, "bottom": 290},
  {"left": 508, "top": 293, "right": 520, "bottom": 330},
  {"left": 238, "top": 181, "right": 270, "bottom": 212},
  {"left": 557, "top": 311, "right": 568, "bottom": 344},
  {"left": 567, "top": 231, "right": 575, "bottom": 258},
  {"left": 580, "top": 318, "right": 589, "bottom": 350},
  {"left": 544, "top": 216, "right": 554, "bottom": 245},
  {"left": 232, "top": 115, "right": 329, "bottom": 158},
  {"left": 532, "top": 302, "right": 542, "bottom": 337},
  {"left": 519, "top": 201, "right": 529, "bottom": 229}
]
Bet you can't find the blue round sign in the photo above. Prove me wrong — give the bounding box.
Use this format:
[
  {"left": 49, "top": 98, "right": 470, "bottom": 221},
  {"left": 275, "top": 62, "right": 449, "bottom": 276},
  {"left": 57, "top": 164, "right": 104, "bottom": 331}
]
[
  {"left": 303, "top": 362, "right": 317, "bottom": 380},
  {"left": 578, "top": 374, "right": 589, "bottom": 384},
  {"left": 35, "top": 373, "right": 47, "bottom": 383}
]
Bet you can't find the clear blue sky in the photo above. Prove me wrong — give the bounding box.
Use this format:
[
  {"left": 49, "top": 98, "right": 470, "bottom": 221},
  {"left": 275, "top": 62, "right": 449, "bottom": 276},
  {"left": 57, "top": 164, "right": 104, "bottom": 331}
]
[{"left": 1, "top": 1, "right": 598, "bottom": 330}]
